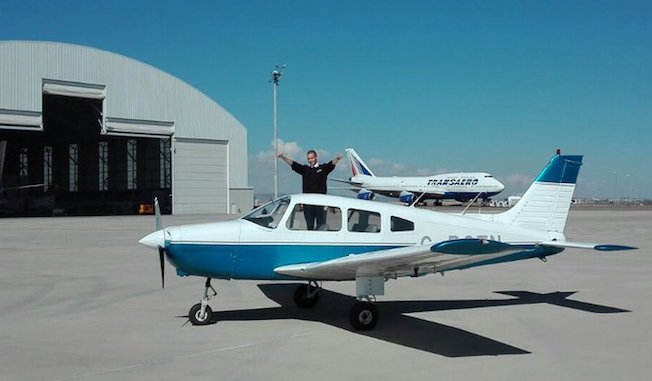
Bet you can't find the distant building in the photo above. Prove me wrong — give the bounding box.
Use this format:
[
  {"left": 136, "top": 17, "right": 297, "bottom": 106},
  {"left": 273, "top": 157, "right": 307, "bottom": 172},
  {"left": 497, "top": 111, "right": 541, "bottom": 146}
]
[{"left": 0, "top": 41, "right": 252, "bottom": 216}]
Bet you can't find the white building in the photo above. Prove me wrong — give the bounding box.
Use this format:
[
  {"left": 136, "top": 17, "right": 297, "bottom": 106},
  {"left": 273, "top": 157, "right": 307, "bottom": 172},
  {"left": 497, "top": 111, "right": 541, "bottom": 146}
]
[{"left": 0, "top": 41, "right": 252, "bottom": 216}]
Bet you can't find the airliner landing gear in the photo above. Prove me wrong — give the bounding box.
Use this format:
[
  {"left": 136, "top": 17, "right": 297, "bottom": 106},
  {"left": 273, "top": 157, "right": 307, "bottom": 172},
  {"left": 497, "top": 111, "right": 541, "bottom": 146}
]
[
  {"left": 293, "top": 281, "right": 321, "bottom": 308},
  {"left": 350, "top": 299, "right": 379, "bottom": 331},
  {"left": 189, "top": 278, "right": 217, "bottom": 325}
]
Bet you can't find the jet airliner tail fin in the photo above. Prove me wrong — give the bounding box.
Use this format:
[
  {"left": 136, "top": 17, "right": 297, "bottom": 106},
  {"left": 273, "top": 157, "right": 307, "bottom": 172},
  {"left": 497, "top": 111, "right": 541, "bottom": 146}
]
[
  {"left": 496, "top": 151, "right": 582, "bottom": 233},
  {"left": 345, "top": 148, "right": 376, "bottom": 178}
]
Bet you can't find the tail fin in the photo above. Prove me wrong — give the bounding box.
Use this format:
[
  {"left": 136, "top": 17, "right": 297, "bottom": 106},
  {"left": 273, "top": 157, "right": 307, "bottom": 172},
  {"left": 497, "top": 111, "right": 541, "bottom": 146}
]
[
  {"left": 496, "top": 152, "right": 583, "bottom": 233},
  {"left": 345, "top": 148, "right": 375, "bottom": 178}
]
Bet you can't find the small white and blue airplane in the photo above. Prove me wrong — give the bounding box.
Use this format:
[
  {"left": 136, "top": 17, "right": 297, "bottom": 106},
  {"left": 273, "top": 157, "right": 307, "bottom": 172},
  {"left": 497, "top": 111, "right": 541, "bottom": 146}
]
[
  {"left": 331, "top": 148, "right": 505, "bottom": 203},
  {"left": 139, "top": 151, "right": 636, "bottom": 330}
]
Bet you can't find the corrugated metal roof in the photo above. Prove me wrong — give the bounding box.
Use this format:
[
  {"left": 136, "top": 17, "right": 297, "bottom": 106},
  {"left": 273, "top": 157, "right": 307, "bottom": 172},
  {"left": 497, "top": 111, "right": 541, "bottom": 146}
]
[{"left": 0, "top": 40, "right": 248, "bottom": 188}]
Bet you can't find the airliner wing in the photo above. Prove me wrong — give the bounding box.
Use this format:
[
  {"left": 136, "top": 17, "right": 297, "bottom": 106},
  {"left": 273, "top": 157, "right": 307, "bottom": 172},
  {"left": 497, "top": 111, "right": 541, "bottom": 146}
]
[
  {"left": 274, "top": 239, "right": 637, "bottom": 280},
  {"left": 330, "top": 177, "right": 363, "bottom": 186}
]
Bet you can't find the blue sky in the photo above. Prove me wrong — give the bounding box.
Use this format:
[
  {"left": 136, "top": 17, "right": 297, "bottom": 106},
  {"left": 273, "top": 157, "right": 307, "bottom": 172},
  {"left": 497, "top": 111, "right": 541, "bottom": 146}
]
[{"left": 2, "top": 1, "right": 650, "bottom": 199}]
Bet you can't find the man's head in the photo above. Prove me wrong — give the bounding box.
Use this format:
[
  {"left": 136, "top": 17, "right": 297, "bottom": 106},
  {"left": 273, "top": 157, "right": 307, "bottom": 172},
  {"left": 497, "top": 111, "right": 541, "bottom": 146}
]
[{"left": 306, "top": 150, "right": 318, "bottom": 167}]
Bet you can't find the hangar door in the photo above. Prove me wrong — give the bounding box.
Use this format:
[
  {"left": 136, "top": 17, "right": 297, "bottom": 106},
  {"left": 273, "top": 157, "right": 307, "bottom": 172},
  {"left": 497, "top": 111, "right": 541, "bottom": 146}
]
[{"left": 173, "top": 138, "right": 228, "bottom": 214}]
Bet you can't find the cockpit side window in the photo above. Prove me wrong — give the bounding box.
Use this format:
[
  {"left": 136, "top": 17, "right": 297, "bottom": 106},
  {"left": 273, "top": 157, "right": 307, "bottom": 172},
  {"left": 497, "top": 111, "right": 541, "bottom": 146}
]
[
  {"left": 347, "top": 208, "right": 381, "bottom": 233},
  {"left": 391, "top": 216, "right": 414, "bottom": 232},
  {"left": 242, "top": 197, "right": 290, "bottom": 229},
  {"left": 286, "top": 203, "right": 342, "bottom": 231}
]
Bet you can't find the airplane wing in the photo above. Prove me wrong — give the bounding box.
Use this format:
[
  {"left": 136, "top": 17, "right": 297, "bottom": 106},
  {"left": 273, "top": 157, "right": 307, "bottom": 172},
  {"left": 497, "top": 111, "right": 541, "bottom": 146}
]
[
  {"left": 329, "top": 177, "right": 363, "bottom": 186},
  {"left": 274, "top": 239, "right": 637, "bottom": 280}
]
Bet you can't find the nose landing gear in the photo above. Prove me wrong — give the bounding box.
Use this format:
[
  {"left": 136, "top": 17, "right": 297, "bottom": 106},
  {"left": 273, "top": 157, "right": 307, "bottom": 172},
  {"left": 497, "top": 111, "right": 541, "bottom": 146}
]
[{"left": 188, "top": 278, "right": 217, "bottom": 325}]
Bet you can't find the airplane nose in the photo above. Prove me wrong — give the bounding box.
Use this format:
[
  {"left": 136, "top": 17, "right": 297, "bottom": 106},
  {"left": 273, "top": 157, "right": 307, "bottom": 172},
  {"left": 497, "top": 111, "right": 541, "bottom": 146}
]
[
  {"left": 139, "top": 229, "right": 165, "bottom": 249},
  {"left": 496, "top": 179, "right": 506, "bottom": 191}
]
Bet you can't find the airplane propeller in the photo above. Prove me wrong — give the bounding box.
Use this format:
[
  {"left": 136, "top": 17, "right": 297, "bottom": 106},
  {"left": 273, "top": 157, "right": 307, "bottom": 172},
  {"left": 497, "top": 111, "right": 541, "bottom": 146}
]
[
  {"left": 158, "top": 246, "right": 166, "bottom": 289},
  {"left": 154, "top": 197, "right": 165, "bottom": 289}
]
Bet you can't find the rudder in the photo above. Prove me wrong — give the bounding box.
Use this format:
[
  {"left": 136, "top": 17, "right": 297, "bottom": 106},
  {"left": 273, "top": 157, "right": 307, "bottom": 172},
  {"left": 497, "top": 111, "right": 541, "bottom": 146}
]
[
  {"left": 345, "top": 148, "right": 375, "bottom": 177},
  {"left": 496, "top": 152, "right": 583, "bottom": 233}
]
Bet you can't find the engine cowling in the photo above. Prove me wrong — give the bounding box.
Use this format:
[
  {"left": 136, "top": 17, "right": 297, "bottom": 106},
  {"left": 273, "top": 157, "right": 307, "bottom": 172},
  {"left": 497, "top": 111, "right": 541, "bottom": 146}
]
[
  {"left": 357, "top": 189, "right": 375, "bottom": 200},
  {"left": 399, "top": 191, "right": 415, "bottom": 203}
]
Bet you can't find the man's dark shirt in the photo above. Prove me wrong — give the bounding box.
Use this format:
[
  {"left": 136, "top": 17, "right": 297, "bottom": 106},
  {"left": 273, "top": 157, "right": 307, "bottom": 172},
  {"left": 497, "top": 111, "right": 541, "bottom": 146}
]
[{"left": 291, "top": 161, "right": 335, "bottom": 194}]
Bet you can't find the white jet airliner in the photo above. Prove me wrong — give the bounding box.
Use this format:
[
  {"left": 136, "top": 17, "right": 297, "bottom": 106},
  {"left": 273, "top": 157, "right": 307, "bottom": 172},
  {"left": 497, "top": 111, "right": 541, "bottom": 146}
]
[
  {"left": 333, "top": 148, "right": 505, "bottom": 203},
  {"left": 139, "top": 151, "right": 635, "bottom": 330}
]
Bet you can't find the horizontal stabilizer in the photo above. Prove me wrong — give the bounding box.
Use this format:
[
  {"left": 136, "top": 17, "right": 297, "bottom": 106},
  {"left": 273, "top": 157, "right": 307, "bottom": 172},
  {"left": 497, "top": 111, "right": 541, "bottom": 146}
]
[
  {"left": 595, "top": 244, "right": 638, "bottom": 251},
  {"left": 540, "top": 240, "right": 638, "bottom": 251}
]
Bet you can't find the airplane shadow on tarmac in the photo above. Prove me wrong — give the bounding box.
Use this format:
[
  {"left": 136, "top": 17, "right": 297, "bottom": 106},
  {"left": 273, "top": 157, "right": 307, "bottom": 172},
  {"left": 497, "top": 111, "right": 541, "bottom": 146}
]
[{"left": 188, "top": 284, "right": 629, "bottom": 357}]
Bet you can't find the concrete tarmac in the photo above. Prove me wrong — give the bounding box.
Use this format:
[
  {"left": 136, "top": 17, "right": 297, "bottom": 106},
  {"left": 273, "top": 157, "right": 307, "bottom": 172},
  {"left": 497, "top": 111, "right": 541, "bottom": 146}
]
[{"left": 0, "top": 210, "right": 650, "bottom": 380}]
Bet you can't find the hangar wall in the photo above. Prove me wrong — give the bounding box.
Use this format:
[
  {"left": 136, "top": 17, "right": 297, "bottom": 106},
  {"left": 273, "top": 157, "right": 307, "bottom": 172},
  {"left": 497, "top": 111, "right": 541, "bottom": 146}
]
[
  {"left": 173, "top": 138, "right": 228, "bottom": 213},
  {"left": 0, "top": 41, "right": 252, "bottom": 214}
]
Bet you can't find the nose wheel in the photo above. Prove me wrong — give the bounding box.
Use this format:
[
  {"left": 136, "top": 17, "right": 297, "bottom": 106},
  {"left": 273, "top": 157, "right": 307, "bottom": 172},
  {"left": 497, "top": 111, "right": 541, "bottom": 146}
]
[
  {"left": 188, "top": 278, "right": 217, "bottom": 325},
  {"left": 189, "top": 303, "right": 213, "bottom": 325}
]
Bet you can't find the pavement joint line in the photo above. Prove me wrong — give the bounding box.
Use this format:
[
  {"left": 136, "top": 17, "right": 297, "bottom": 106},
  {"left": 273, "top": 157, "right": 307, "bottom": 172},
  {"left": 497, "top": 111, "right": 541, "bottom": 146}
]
[{"left": 51, "top": 330, "right": 321, "bottom": 381}]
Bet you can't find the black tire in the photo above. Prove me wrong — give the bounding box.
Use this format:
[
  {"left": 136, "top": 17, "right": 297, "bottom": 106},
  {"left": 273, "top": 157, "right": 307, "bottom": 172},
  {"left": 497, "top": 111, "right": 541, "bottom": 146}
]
[
  {"left": 349, "top": 301, "right": 379, "bottom": 330},
  {"left": 293, "top": 284, "right": 320, "bottom": 308},
  {"left": 188, "top": 303, "right": 213, "bottom": 325}
]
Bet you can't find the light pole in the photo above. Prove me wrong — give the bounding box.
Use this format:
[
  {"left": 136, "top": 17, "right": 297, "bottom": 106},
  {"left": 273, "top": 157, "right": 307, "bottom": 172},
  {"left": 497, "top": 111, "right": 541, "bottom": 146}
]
[{"left": 271, "top": 64, "right": 286, "bottom": 199}]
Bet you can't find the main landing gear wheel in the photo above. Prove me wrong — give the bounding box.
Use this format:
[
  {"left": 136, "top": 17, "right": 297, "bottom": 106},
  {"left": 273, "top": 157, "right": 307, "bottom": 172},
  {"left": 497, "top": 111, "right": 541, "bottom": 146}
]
[
  {"left": 293, "top": 283, "right": 320, "bottom": 308},
  {"left": 189, "top": 303, "right": 213, "bottom": 325},
  {"left": 349, "top": 301, "right": 378, "bottom": 331}
]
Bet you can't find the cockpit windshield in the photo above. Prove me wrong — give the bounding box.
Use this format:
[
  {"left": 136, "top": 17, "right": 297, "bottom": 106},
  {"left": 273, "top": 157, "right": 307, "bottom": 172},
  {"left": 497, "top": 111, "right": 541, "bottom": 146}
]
[{"left": 242, "top": 196, "right": 291, "bottom": 229}]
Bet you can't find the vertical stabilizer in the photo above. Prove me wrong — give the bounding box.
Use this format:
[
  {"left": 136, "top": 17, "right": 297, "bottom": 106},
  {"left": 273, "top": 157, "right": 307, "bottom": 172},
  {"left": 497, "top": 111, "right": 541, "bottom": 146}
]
[
  {"left": 496, "top": 152, "right": 583, "bottom": 233},
  {"left": 345, "top": 148, "right": 376, "bottom": 177}
]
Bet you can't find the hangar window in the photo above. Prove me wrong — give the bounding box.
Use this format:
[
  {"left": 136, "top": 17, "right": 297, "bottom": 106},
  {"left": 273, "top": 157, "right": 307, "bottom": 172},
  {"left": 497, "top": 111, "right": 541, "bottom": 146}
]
[
  {"left": 19, "top": 148, "right": 28, "bottom": 177},
  {"left": 348, "top": 209, "right": 381, "bottom": 233},
  {"left": 99, "top": 142, "right": 109, "bottom": 191},
  {"left": 286, "top": 203, "right": 342, "bottom": 231},
  {"left": 43, "top": 146, "right": 52, "bottom": 192},
  {"left": 159, "top": 139, "right": 171, "bottom": 189},
  {"left": 391, "top": 216, "right": 414, "bottom": 232},
  {"left": 69, "top": 144, "right": 79, "bottom": 192},
  {"left": 127, "top": 139, "right": 137, "bottom": 190}
]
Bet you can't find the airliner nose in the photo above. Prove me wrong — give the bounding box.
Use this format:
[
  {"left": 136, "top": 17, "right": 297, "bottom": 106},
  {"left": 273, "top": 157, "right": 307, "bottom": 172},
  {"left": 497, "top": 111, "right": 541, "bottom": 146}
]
[
  {"left": 497, "top": 180, "right": 506, "bottom": 191},
  {"left": 139, "top": 229, "right": 165, "bottom": 249}
]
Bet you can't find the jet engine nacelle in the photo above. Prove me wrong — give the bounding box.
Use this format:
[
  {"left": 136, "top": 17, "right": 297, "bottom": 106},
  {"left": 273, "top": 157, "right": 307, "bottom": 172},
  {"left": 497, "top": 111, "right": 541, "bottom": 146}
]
[
  {"left": 357, "top": 189, "right": 375, "bottom": 200},
  {"left": 399, "top": 191, "right": 415, "bottom": 203}
]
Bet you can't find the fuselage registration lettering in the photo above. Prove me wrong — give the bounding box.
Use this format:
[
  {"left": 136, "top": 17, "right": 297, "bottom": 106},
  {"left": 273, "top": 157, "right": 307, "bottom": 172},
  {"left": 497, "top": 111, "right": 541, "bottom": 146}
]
[{"left": 448, "top": 234, "right": 502, "bottom": 241}]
